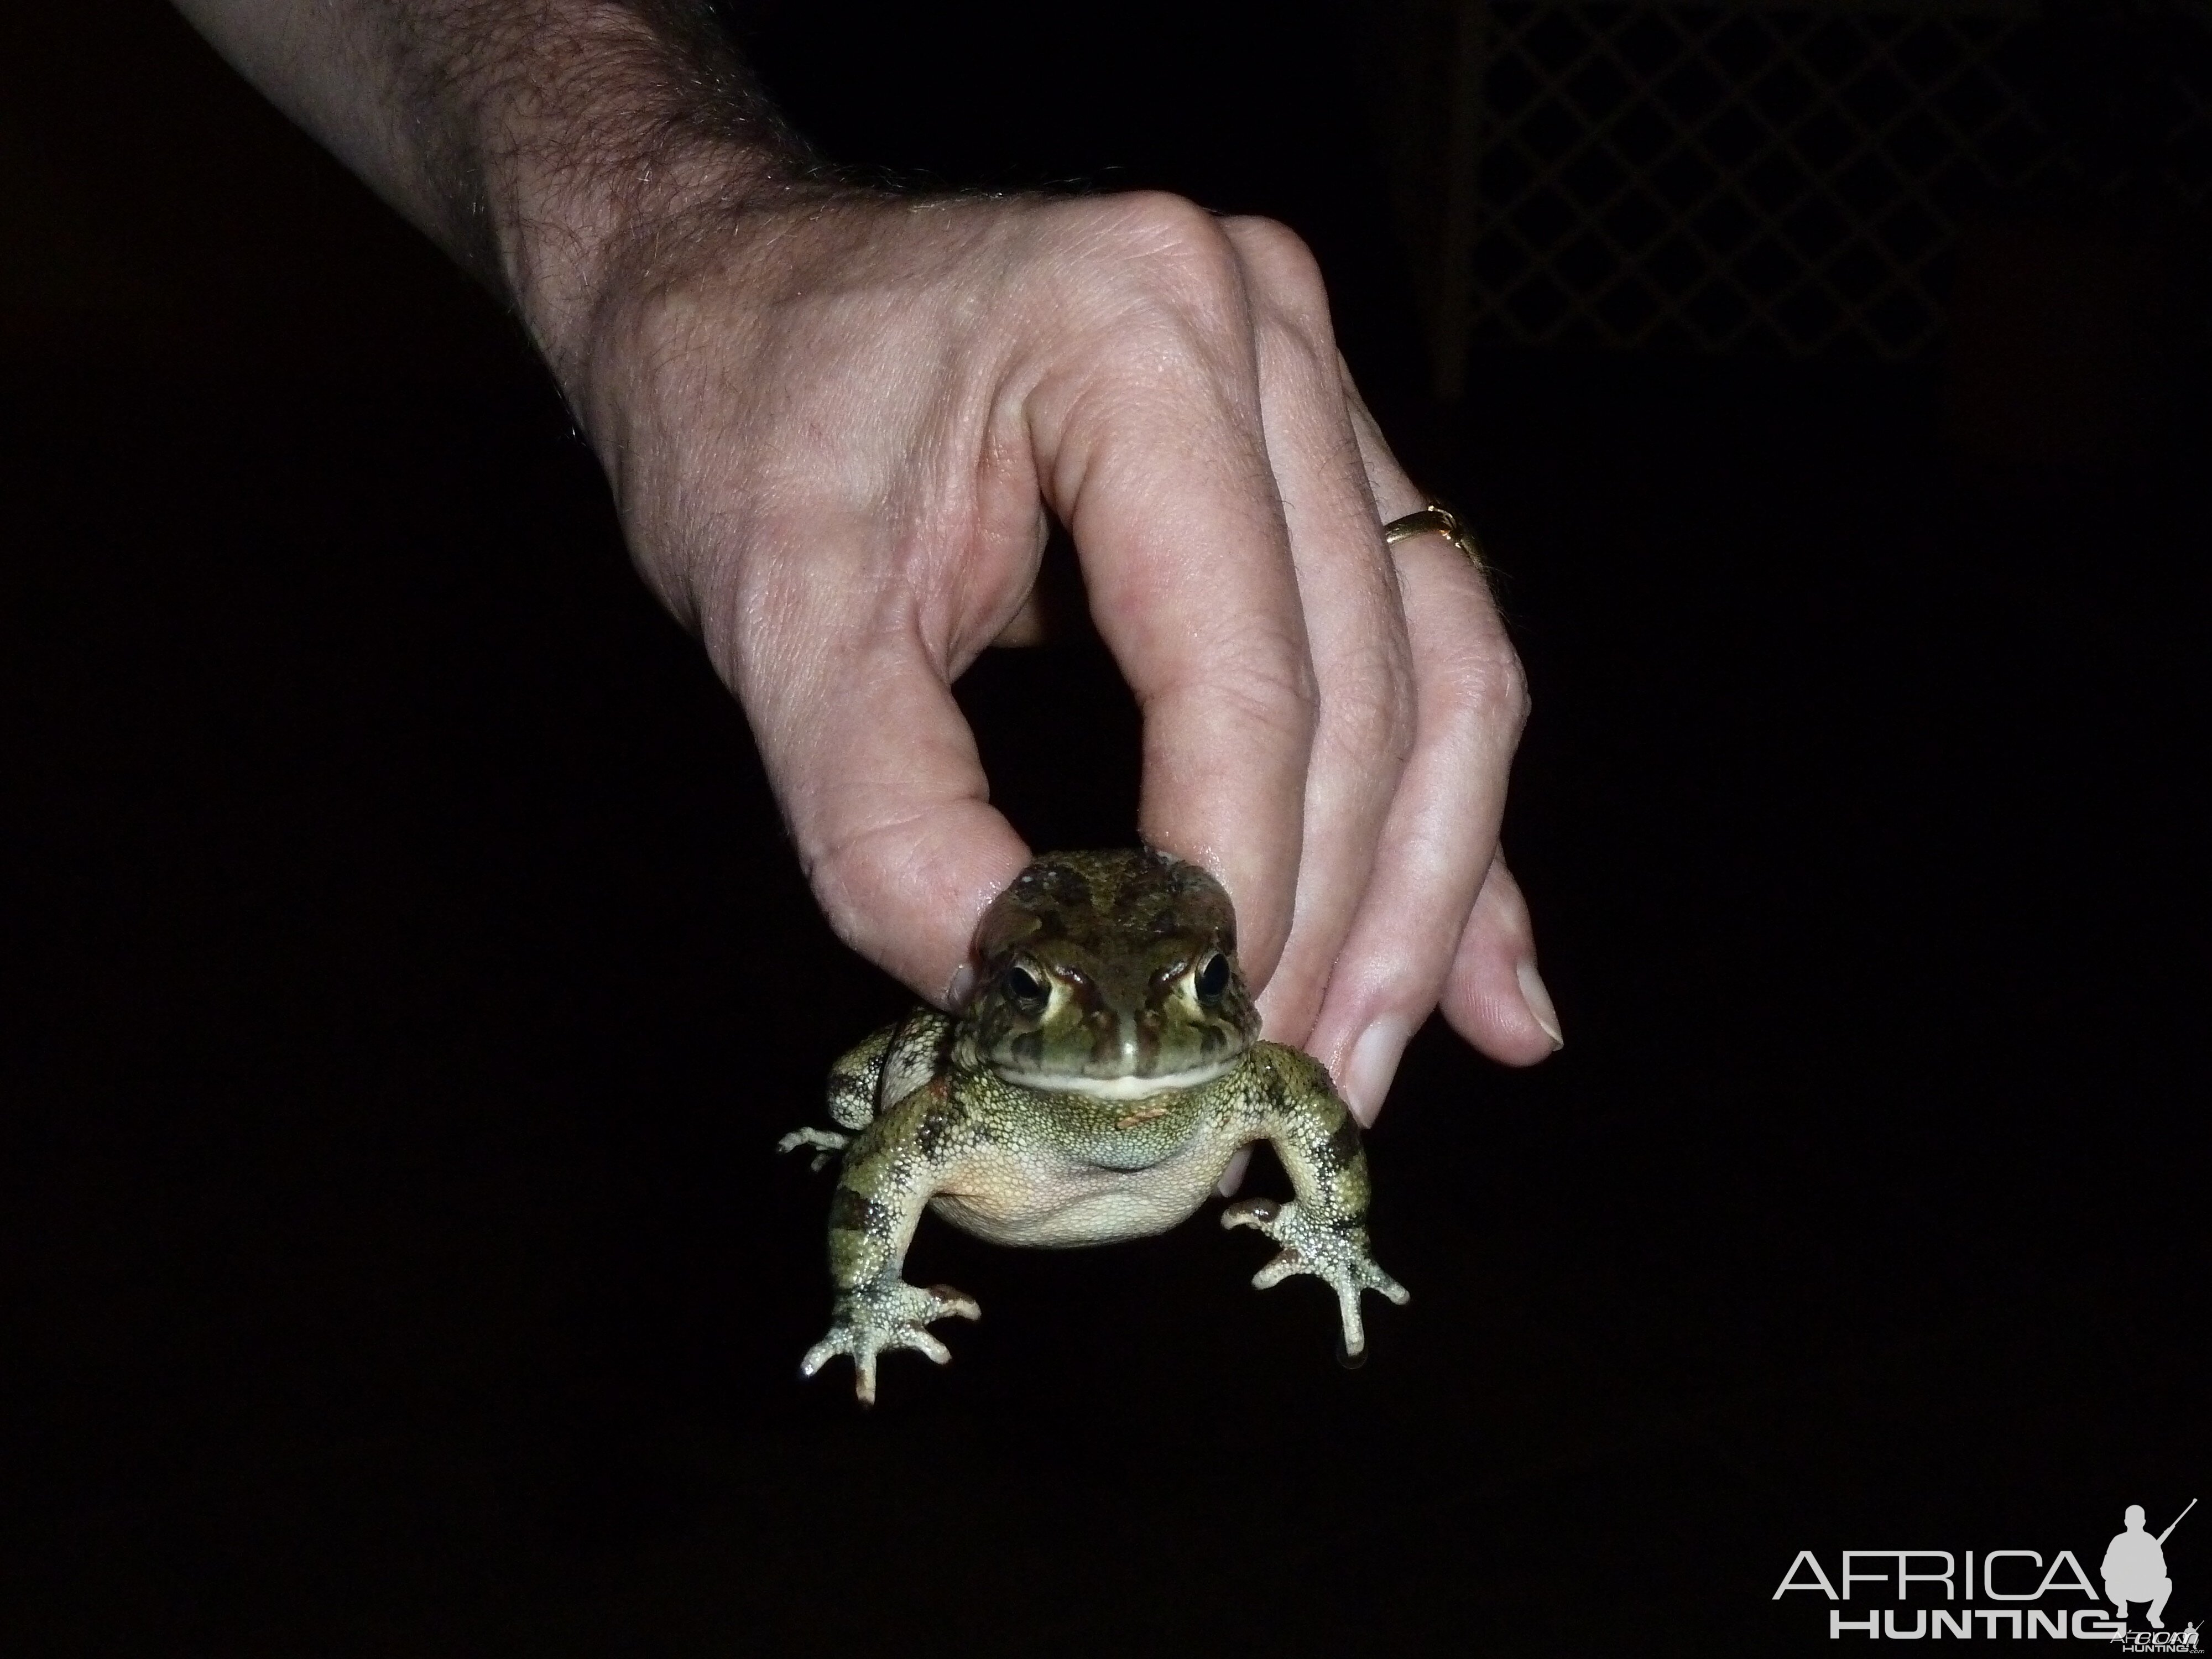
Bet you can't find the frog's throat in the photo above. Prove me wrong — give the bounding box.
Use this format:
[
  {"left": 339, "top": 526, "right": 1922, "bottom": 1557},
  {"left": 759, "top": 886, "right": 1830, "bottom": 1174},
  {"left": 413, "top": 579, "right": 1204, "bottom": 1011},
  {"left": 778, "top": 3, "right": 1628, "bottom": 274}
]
[{"left": 989, "top": 1058, "right": 1239, "bottom": 1101}]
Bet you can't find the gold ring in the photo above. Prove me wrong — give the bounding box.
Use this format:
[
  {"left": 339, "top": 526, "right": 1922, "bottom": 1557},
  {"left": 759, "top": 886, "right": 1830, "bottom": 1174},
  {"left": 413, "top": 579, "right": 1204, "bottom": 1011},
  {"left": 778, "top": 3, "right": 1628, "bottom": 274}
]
[{"left": 1381, "top": 504, "right": 1483, "bottom": 570}]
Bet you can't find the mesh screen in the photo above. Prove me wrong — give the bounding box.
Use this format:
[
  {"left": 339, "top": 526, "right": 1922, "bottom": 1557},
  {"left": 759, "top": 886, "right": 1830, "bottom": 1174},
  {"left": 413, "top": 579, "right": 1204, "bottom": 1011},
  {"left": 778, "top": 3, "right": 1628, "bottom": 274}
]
[{"left": 1378, "top": 0, "right": 2212, "bottom": 371}]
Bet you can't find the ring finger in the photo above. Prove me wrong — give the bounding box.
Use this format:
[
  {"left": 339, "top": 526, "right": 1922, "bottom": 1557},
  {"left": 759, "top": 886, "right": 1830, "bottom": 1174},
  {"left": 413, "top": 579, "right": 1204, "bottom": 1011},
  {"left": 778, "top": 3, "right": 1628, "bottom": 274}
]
[{"left": 1307, "top": 382, "right": 1544, "bottom": 1120}]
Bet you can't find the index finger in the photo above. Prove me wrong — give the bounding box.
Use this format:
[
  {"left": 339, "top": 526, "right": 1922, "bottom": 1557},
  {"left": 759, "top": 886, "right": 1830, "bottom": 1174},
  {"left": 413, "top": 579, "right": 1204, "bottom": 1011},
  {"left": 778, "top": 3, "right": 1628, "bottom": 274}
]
[{"left": 1028, "top": 204, "right": 1316, "bottom": 983}]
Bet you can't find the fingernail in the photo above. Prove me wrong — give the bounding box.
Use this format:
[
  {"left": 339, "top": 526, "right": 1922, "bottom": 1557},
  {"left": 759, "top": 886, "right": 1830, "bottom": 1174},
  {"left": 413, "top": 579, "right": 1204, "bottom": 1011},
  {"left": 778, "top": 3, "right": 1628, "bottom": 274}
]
[
  {"left": 1343, "top": 1015, "right": 1412, "bottom": 1125},
  {"left": 945, "top": 963, "right": 976, "bottom": 1009},
  {"left": 1215, "top": 1145, "right": 1253, "bottom": 1197},
  {"left": 1516, "top": 957, "right": 1565, "bottom": 1050}
]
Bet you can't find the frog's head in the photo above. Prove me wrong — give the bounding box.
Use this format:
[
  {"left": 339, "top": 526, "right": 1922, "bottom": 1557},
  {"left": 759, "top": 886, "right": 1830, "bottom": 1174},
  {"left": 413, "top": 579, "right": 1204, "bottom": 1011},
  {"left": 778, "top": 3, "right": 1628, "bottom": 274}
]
[{"left": 957, "top": 848, "right": 1259, "bottom": 1099}]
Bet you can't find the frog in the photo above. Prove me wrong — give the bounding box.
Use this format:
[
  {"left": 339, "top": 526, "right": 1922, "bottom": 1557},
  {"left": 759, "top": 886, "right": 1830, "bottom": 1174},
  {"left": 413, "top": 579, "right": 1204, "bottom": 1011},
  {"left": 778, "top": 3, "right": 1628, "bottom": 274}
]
[{"left": 778, "top": 846, "right": 1407, "bottom": 1404}]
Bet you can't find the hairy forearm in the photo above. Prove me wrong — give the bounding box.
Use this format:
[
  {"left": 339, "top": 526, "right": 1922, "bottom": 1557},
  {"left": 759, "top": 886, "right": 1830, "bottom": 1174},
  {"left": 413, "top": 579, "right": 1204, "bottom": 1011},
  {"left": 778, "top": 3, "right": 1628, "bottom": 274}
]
[{"left": 173, "top": 0, "right": 810, "bottom": 364}]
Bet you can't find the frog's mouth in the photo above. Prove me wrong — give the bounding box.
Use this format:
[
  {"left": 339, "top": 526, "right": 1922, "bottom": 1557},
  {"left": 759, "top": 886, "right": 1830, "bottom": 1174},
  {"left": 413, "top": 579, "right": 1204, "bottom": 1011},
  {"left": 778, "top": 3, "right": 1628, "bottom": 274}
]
[{"left": 991, "top": 1058, "right": 1239, "bottom": 1101}]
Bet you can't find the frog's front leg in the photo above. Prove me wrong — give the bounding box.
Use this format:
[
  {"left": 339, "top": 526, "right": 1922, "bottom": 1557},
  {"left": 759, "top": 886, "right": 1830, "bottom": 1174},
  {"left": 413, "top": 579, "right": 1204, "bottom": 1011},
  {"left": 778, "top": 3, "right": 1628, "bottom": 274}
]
[
  {"left": 801, "top": 1085, "right": 980, "bottom": 1405},
  {"left": 775, "top": 1126, "right": 851, "bottom": 1172},
  {"left": 1220, "top": 1046, "right": 1408, "bottom": 1363}
]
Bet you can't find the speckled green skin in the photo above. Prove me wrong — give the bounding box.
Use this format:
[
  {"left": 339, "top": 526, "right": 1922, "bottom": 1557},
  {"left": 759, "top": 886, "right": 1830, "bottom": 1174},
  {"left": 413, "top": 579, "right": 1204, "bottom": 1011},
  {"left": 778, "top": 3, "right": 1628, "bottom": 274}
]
[{"left": 780, "top": 849, "right": 1407, "bottom": 1404}]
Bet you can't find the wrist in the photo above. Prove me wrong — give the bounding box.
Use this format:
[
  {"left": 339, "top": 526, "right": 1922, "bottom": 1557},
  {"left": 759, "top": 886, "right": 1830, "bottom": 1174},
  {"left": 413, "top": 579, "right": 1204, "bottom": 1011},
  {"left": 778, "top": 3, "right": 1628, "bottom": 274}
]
[{"left": 463, "top": 1, "right": 818, "bottom": 389}]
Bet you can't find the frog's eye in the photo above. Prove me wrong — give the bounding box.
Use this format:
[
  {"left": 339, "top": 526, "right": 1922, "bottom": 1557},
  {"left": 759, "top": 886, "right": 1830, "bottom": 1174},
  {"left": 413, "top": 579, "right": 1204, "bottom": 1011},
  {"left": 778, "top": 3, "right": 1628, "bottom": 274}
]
[
  {"left": 1001, "top": 963, "right": 1051, "bottom": 1013},
  {"left": 1193, "top": 952, "right": 1231, "bottom": 1006}
]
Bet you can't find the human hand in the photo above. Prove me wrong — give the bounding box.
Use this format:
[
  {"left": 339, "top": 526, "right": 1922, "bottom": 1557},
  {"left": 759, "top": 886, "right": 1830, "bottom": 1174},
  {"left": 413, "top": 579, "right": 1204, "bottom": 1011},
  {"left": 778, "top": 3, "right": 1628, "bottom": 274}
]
[{"left": 544, "top": 182, "right": 1562, "bottom": 1121}]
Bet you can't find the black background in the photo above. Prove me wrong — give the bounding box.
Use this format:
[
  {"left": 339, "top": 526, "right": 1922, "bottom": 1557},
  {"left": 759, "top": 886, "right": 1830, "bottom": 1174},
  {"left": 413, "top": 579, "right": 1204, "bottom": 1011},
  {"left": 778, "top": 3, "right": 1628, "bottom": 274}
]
[{"left": 4, "top": 2, "right": 2206, "bottom": 1653}]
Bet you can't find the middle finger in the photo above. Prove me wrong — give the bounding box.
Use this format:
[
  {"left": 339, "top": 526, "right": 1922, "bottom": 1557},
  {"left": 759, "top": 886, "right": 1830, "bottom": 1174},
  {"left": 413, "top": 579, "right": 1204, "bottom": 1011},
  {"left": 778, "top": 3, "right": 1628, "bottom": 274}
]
[{"left": 1220, "top": 216, "right": 1417, "bottom": 1048}]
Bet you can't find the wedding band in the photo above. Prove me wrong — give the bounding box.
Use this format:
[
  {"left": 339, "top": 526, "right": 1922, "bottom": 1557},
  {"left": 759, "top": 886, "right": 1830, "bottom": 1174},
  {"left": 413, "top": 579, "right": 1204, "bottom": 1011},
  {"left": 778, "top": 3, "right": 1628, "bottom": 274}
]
[{"left": 1381, "top": 504, "right": 1484, "bottom": 570}]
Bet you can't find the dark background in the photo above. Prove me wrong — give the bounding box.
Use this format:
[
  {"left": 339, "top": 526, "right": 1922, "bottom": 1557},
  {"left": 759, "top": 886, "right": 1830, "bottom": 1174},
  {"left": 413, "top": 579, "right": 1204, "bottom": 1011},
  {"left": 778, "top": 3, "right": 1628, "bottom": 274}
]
[{"left": 4, "top": 2, "right": 2206, "bottom": 1653}]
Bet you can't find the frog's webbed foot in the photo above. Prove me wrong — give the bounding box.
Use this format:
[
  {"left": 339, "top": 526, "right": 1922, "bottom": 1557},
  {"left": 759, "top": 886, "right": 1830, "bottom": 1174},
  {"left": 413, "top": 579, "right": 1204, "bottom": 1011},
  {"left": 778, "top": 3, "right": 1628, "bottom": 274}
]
[
  {"left": 1221, "top": 1197, "right": 1409, "bottom": 1364},
  {"left": 800, "top": 1280, "right": 981, "bottom": 1406},
  {"left": 776, "top": 1126, "right": 851, "bottom": 1172}
]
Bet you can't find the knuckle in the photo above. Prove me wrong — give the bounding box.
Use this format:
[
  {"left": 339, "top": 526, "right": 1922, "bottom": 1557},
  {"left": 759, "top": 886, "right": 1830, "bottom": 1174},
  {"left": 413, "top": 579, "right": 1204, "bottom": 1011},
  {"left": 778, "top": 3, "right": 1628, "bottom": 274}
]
[
  {"left": 1430, "top": 635, "right": 1531, "bottom": 741},
  {"left": 1222, "top": 215, "right": 1333, "bottom": 328},
  {"left": 1086, "top": 190, "right": 1246, "bottom": 326},
  {"left": 1342, "top": 926, "right": 1448, "bottom": 1016},
  {"left": 1192, "top": 626, "right": 1320, "bottom": 745},
  {"left": 803, "top": 840, "right": 881, "bottom": 956},
  {"left": 1104, "top": 189, "right": 1231, "bottom": 262},
  {"left": 1495, "top": 649, "right": 1534, "bottom": 732},
  {"left": 1321, "top": 654, "right": 1417, "bottom": 769},
  {"left": 1222, "top": 214, "right": 1314, "bottom": 277},
  {"left": 799, "top": 814, "right": 927, "bottom": 960}
]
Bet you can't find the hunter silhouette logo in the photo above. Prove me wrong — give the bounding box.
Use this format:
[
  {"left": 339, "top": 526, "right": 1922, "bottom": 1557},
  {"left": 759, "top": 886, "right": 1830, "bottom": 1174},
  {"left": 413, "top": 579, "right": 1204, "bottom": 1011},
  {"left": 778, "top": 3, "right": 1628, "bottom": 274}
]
[
  {"left": 2107, "top": 1500, "right": 2193, "bottom": 1631},
  {"left": 1773, "top": 1498, "right": 2198, "bottom": 1642}
]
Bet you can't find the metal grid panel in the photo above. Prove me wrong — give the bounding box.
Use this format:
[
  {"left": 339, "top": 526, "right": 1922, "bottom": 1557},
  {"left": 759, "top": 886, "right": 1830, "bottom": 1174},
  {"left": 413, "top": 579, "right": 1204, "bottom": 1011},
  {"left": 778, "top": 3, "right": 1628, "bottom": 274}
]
[{"left": 1378, "top": 0, "right": 2212, "bottom": 379}]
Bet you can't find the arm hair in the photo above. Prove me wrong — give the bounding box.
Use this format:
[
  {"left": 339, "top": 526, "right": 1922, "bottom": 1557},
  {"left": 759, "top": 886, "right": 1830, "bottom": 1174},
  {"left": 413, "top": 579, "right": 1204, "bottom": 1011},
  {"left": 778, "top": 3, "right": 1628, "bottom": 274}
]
[{"left": 171, "top": 0, "right": 815, "bottom": 343}]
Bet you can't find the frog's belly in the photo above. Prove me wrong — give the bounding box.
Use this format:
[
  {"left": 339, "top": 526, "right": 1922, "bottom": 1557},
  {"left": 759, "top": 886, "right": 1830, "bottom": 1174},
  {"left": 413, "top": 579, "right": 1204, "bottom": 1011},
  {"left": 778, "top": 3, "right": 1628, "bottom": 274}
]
[{"left": 928, "top": 1141, "right": 1230, "bottom": 1248}]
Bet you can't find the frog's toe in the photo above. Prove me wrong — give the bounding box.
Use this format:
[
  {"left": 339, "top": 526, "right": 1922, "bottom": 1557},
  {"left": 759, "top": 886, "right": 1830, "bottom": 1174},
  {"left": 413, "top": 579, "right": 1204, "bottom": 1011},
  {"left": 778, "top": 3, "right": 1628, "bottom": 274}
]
[
  {"left": 1220, "top": 1197, "right": 1280, "bottom": 1233},
  {"left": 799, "top": 1330, "right": 859, "bottom": 1389},
  {"left": 924, "top": 1284, "right": 982, "bottom": 1322},
  {"left": 777, "top": 1128, "right": 851, "bottom": 1172},
  {"left": 1250, "top": 1247, "right": 1389, "bottom": 1350},
  {"left": 1336, "top": 1292, "right": 1369, "bottom": 1363},
  {"left": 1249, "top": 1246, "right": 1303, "bottom": 1290},
  {"left": 902, "top": 1329, "right": 953, "bottom": 1365},
  {"left": 800, "top": 1332, "right": 886, "bottom": 1406},
  {"left": 1329, "top": 1262, "right": 1408, "bottom": 1360}
]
